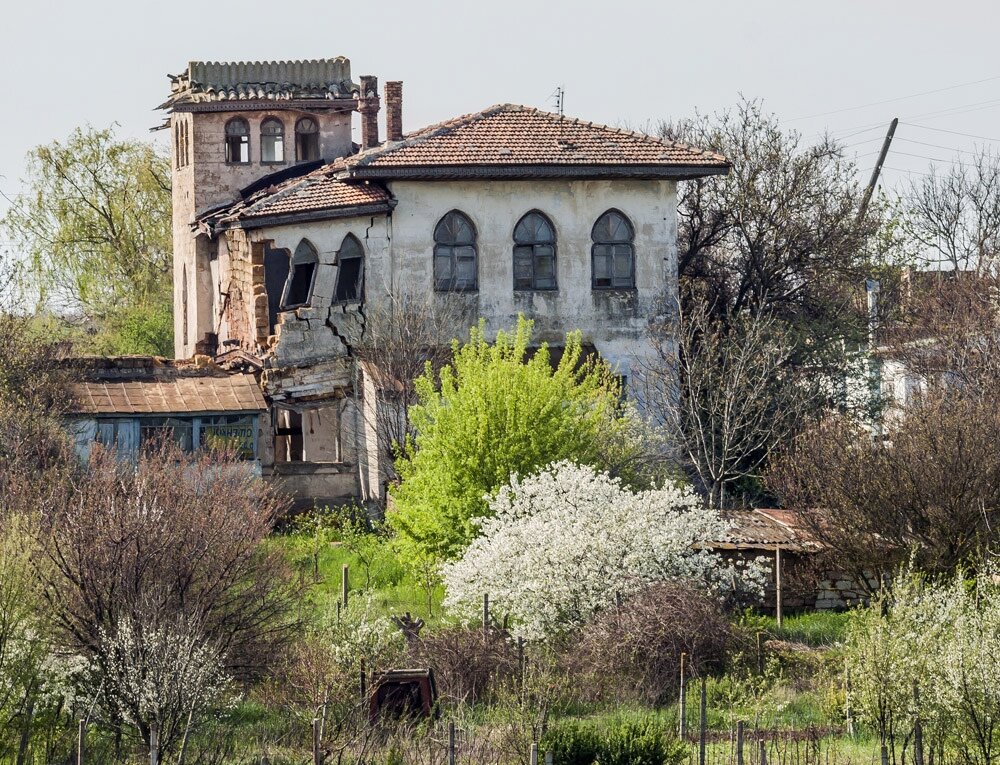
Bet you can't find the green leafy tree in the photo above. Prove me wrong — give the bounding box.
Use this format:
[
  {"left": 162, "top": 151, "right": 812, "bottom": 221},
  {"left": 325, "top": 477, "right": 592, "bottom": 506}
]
[
  {"left": 2, "top": 125, "right": 172, "bottom": 355},
  {"left": 388, "top": 316, "right": 627, "bottom": 561}
]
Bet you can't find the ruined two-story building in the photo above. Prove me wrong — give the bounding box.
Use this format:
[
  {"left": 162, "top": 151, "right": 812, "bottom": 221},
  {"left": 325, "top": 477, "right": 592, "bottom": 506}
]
[{"left": 68, "top": 56, "right": 729, "bottom": 509}]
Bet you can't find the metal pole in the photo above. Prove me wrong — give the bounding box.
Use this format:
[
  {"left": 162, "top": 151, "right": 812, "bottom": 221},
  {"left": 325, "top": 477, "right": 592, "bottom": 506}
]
[
  {"left": 737, "top": 721, "right": 744, "bottom": 765},
  {"left": 483, "top": 593, "right": 490, "bottom": 640},
  {"left": 150, "top": 722, "right": 159, "bottom": 765},
  {"left": 312, "top": 717, "right": 322, "bottom": 765},
  {"left": 342, "top": 564, "right": 349, "bottom": 608},
  {"left": 530, "top": 742, "right": 539, "bottom": 765},
  {"left": 448, "top": 721, "right": 456, "bottom": 765},
  {"left": 913, "top": 681, "right": 924, "bottom": 765}
]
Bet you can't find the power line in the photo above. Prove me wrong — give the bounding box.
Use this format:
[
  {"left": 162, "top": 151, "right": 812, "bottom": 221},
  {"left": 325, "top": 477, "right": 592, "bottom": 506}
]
[
  {"left": 788, "top": 74, "right": 1000, "bottom": 122},
  {"left": 902, "top": 123, "right": 1000, "bottom": 144},
  {"left": 895, "top": 138, "right": 986, "bottom": 157}
]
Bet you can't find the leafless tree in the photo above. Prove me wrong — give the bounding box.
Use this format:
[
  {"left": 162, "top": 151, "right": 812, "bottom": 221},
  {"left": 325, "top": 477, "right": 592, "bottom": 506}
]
[
  {"left": 355, "top": 292, "right": 470, "bottom": 492},
  {"left": 640, "top": 301, "right": 821, "bottom": 507},
  {"left": 902, "top": 149, "right": 1000, "bottom": 274},
  {"left": 768, "top": 391, "right": 1000, "bottom": 591}
]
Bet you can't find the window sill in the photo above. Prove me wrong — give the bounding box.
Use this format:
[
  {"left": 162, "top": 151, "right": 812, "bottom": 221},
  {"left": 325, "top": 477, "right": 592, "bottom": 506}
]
[
  {"left": 592, "top": 286, "right": 638, "bottom": 292},
  {"left": 261, "top": 161, "right": 287, "bottom": 166},
  {"left": 514, "top": 287, "right": 559, "bottom": 293},
  {"left": 434, "top": 286, "right": 479, "bottom": 293},
  {"left": 225, "top": 161, "right": 252, "bottom": 166}
]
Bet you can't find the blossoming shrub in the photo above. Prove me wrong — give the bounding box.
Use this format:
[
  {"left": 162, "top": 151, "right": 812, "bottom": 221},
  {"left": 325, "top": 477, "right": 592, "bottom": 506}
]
[
  {"left": 846, "top": 567, "right": 1000, "bottom": 765},
  {"left": 442, "top": 461, "right": 766, "bottom": 641}
]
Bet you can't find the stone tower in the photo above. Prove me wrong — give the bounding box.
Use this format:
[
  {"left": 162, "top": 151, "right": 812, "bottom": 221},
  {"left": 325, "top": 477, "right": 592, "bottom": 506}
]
[{"left": 160, "top": 58, "right": 372, "bottom": 358}]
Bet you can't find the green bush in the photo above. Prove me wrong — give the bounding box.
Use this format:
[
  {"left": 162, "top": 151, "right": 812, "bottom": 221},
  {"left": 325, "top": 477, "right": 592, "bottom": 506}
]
[{"left": 542, "top": 714, "right": 686, "bottom": 765}]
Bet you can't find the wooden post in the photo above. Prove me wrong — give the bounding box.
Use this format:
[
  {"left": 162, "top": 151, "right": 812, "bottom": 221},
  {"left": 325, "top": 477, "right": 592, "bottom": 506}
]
[
  {"left": 149, "top": 722, "right": 159, "bottom": 765},
  {"left": 448, "top": 721, "right": 456, "bottom": 765},
  {"left": 756, "top": 632, "right": 765, "bottom": 674},
  {"left": 759, "top": 739, "right": 767, "bottom": 765},
  {"left": 699, "top": 676, "right": 707, "bottom": 765},
  {"left": 736, "top": 721, "right": 744, "bottom": 765},
  {"left": 913, "top": 681, "right": 924, "bottom": 765},
  {"left": 341, "top": 564, "right": 349, "bottom": 609},
  {"left": 312, "top": 717, "right": 322, "bottom": 765},
  {"left": 545, "top": 752, "right": 553, "bottom": 765},
  {"left": 844, "top": 660, "right": 854, "bottom": 737},
  {"left": 360, "top": 660, "right": 368, "bottom": 706},
  {"left": 77, "top": 718, "right": 86, "bottom": 765},
  {"left": 530, "top": 742, "right": 539, "bottom": 765},
  {"left": 483, "top": 593, "right": 490, "bottom": 640},
  {"left": 679, "top": 652, "right": 687, "bottom": 740},
  {"left": 775, "top": 546, "right": 783, "bottom": 629}
]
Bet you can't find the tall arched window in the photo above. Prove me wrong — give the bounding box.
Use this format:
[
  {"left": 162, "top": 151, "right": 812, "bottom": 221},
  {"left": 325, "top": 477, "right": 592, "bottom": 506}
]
[
  {"left": 225, "top": 118, "right": 250, "bottom": 164},
  {"left": 281, "top": 239, "right": 318, "bottom": 309},
  {"left": 174, "top": 122, "right": 181, "bottom": 169},
  {"left": 334, "top": 234, "right": 365, "bottom": 303},
  {"left": 261, "top": 118, "right": 285, "bottom": 164},
  {"left": 296, "top": 117, "right": 320, "bottom": 161},
  {"left": 591, "top": 209, "right": 635, "bottom": 289},
  {"left": 434, "top": 210, "right": 478, "bottom": 291},
  {"left": 513, "top": 211, "right": 557, "bottom": 290}
]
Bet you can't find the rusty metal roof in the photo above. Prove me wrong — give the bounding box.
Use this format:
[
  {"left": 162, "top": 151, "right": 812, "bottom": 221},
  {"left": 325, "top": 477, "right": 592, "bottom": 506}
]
[
  {"left": 710, "top": 508, "right": 820, "bottom": 553},
  {"left": 66, "top": 357, "right": 266, "bottom": 415}
]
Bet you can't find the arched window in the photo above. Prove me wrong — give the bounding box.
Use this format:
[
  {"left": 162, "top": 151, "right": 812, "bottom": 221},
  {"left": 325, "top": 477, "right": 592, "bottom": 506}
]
[
  {"left": 181, "top": 122, "right": 189, "bottom": 167},
  {"left": 433, "top": 210, "right": 478, "bottom": 291},
  {"left": 513, "top": 211, "right": 557, "bottom": 290},
  {"left": 225, "top": 118, "right": 250, "bottom": 164},
  {"left": 174, "top": 122, "right": 181, "bottom": 169},
  {"left": 296, "top": 117, "right": 320, "bottom": 161},
  {"left": 261, "top": 118, "right": 285, "bottom": 164},
  {"left": 334, "top": 234, "right": 365, "bottom": 302},
  {"left": 591, "top": 209, "right": 635, "bottom": 289},
  {"left": 281, "top": 239, "right": 318, "bottom": 309}
]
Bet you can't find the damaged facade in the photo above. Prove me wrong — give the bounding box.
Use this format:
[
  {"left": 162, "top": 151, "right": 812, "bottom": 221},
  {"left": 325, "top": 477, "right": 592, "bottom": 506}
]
[{"left": 155, "top": 56, "right": 729, "bottom": 508}]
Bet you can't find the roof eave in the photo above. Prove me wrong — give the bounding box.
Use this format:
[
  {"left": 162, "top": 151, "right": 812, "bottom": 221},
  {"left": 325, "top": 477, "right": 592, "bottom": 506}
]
[
  {"left": 213, "top": 200, "right": 396, "bottom": 233},
  {"left": 344, "top": 163, "right": 731, "bottom": 181}
]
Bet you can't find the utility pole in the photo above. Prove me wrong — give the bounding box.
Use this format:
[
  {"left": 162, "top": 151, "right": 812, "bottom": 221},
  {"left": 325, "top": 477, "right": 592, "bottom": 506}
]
[{"left": 858, "top": 117, "right": 898, "bottom": 222}]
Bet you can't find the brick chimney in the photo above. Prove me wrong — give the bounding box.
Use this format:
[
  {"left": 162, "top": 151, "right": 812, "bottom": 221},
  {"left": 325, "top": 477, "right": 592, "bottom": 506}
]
[
  {"left": 358, "top": 74, "right": 380, "bottom": 150},
  {"left": 386, "top": 81, "right": 403, "bottom": 142}
]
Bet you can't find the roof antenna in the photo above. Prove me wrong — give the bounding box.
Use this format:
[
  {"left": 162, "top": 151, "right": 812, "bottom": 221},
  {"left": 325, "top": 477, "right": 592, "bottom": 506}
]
[{"left": 550, "top": 86, "right": 565, "bottom": 116}]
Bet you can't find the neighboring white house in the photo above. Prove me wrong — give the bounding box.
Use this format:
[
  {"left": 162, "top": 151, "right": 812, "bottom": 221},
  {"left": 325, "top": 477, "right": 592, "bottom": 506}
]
[{"left": 130, "top": 57, "right": 729, "bottom": 508}]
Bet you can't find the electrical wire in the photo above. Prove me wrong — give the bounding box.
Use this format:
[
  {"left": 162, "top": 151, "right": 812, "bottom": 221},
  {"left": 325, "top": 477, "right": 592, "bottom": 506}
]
[
  {"left": 787, "top": 74, "right": 1000, "bottom": 121},
  {"left": 902, "top": 123, "right": 1000, "bottom": 144}
]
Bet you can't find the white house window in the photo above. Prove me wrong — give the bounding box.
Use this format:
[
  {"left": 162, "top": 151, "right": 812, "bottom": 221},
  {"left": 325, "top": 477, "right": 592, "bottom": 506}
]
[
  {"left": 592, "top": 209, "right": 635, "bottom": 289},
  {"left": 261, "top": 118, "right": 285, "bottom": 164},
  {"left": 281, "top": 239, "right": 318, "bottom": 309},
  {"left": 433, "top": 210, "right": 478, "bottom": 291},
  {"left": 225, "top": 118, "right": 250, "bottom": 164},
  {"left": 296, "top": 117, "right": 320, "bottom": 161},
  {"left": 513, "top": 211, "right": 557, "bottom": 291},
  {"left": 334, "top": 234, "right": 364, "bottom": 302}
]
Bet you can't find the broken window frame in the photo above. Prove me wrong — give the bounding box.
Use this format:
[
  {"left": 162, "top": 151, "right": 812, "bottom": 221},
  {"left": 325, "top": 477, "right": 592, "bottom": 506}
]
[
  {"left": 513, "top": 210, "right": 558, "bottom": 291},
  {"left": 591, "top": 209, "right": 636, "bottom": 290},
  {"left": 281, "top": 239, "right": 319, "bottom": 310},
  {"left": 225, "top": 118, "right": 251, "bottom": 164},
  {"left": 433, "top": 210, "right": 478, "bottom": 292},
  {"left": 94, "top": 414, "right": 258, "bottom": 461},
  {"left": 260, "top": 117, "right": 286, "bottom": 164},
  {"left": 333, "top": 234, "right": 365, "bottom": 303},
  {"left": 295, "top": 117, "right": 320, "bottom": 162}
]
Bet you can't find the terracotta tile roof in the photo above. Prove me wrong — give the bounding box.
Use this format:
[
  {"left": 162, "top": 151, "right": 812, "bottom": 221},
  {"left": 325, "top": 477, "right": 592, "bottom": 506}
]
[
  {"left": 162, "top": 58, "right": 357, "bottom": 108},
  {"left": 343, "top": 104, "right": 729, "bottom": 179},
  {"left": 201, "top": 162, "right": 393, "bottom": 230},
  {"left": 65, "top": 357, "right": 267, "bottom": 415}
]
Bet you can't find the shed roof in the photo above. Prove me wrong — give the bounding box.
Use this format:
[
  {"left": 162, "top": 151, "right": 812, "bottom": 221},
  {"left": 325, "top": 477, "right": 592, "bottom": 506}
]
[{"left": 66, "top": 357, "right": 266, "bottom": 416}]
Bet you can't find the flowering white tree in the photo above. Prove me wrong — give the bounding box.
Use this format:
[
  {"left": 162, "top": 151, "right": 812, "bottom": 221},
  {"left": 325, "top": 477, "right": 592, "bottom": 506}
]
[
  {"left": 97, "top": 619, "right": 231, "bottom": 751},
  {"left": 442, "top": 461, "right": 766, "bottom": 641}
]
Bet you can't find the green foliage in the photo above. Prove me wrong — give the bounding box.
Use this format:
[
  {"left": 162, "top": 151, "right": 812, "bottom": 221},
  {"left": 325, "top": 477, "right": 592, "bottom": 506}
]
[
  {"left": 1, "top": 125, "right": 172, "bottom": 355},
  {"left": 389, "top": 315, "right": 628, "bottom": 561},
  {"left": 542, "top": 713, "right": 687, "bottom": 765}
]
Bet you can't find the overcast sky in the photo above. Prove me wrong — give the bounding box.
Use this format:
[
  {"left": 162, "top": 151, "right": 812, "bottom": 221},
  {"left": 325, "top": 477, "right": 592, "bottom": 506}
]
[{"left": 2, "top": 0, "right": 999, "bottom": 221}]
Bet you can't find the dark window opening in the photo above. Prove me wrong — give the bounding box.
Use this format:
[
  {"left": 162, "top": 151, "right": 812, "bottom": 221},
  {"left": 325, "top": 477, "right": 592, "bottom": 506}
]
[
  {"left": 513, "top": 211, "right": 557, "bottom": 291},
  {"left": 139, "top": 417, "right": 195, "bottom": 452},
  {"left": 261, "top": 117, "right": 285, "bottom": 164},
  {"left": 265, "top": 246, "right": 291, "bottom": 332},
  {"left": 334, "top": 234, "right": 364, "bottom": 302},
  {"left": 225, "top": 118, "right": 250, "bottom": 164},
  {"left": 281, "top": 239, "right": 318, "bottom": 309},
  {"left": 274, "top": 408, "right": 304, "bottom": 461},
  {"left": 296, "top": 117, "right": 320, "bottom": 161},
  {"left": 433, "top": 210, "right": 478, "bottom": 291},
  {"left": 592, "top": 210, "right": 635, "bottom": 289}
]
